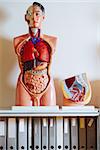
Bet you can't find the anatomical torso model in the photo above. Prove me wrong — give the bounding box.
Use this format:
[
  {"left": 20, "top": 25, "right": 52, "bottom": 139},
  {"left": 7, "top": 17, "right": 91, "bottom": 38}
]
[{"left": 14, "top": 2, "right": 57, "bottom": 106}]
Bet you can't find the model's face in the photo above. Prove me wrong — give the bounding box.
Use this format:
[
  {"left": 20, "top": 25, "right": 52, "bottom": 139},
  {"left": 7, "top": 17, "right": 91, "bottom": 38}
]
[{"left": 25, "top": 5, "right": 45, "bottom": 28}]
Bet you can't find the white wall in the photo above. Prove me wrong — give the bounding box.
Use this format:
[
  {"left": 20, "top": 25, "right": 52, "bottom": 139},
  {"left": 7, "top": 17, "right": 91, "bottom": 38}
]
[{"left": 0, "top": 0, "right": 100, "bottom": 108}]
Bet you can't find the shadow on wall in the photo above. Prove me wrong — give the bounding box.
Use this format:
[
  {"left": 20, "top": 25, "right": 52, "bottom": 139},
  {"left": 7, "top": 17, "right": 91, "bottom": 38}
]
[
  {"left": 0, "top": 36, "right": 16, "bottom": 109},
  {"left": 0, "top": 7, "right": 16, "bottom": 109},
  {"left": 89, "top": 80, "right": 100, "bottom": 107},
  {"left": 54, "top": 78, "right": 63, "bottom": 107}
]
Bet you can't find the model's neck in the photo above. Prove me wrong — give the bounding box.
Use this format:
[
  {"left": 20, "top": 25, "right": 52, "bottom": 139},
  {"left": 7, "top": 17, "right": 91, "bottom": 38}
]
[{"left": 29, "top": 27, "right": 42, "bottom": 38}]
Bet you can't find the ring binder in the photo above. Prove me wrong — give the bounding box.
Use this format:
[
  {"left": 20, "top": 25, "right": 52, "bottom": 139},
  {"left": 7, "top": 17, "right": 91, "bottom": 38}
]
[
  {"left": 42, "top": 118, "right": 48, "bottom": 150},
  {"left": 79, "top": 117, "right": 86, "bottom": 150},
  {"left": 17, "top": 118, "right": 28, "bottom": 150},
  {"left": 7, "top": 118, "right": 17, "bottom": 150},
  {"left": 71, "top": 118, "right": 78, "bottom": 150},
  {"left": 63, "top": 118, "right": 70, "bottom": 150},
  {"left": 49, "top": 117, "right": 56, "bottom": 150},
  {"left": 56, "top": 117, "right": 63, "bottom": 150},
  {"left": 86, "top": 117, "right": 97, "bottom": 150},
  {"left": 34, "top": 117, "right": 41, "bottom": 150},
  {"left": 28, "top": 117, "right": 33, "bottom": 150},
  {"left": 0, "top": 118, "right": 7, "bottom": 150}
]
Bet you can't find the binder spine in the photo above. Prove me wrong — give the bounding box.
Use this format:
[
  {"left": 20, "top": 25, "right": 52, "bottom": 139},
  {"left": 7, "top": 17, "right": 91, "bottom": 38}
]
[
  {"left": 34, "top": 117, "right": 41, "bottom": 150},
  {"left": 49, "top": 117, "right": 56, "bottom": 150},
  {"left": 56, "top": 117, "right": 63, "bottom": 150},
  {"left": 0, "top": 117, "right": 7, "bottom": 150},
  {"left": 63, "top": 118, "right": 70, "bottom": 150},
  {"left": 42, "top": 117, "right": 48, "bottom": 150},
  {"left": 17, "top": 117, "right": 28, "bottom": 150},
  {"left": 78, "top": 117, "right": 86, "bottom": 150},
  {"left": 28, "top": 117, "right": 33, "bottom": 150},
  {"left": 86, "top": 117, "right": 97, "bottom": 150},
  {"left": 97, "top": 114, "right": 100, "bottom": 150},
  {"left": 7, "top": 118, "right": 17, "bottom": 150},
  {"left": 71, "top": 118, "right": 78, "bottom": 150}
]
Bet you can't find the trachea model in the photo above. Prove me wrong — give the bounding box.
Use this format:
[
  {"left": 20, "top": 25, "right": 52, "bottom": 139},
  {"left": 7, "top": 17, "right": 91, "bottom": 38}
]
[
  {"left": 14, "top": 2, "right": 57, "bottom": 106},
  {"left": 61, "top": 73, "right": 91, "bottom": 106}
]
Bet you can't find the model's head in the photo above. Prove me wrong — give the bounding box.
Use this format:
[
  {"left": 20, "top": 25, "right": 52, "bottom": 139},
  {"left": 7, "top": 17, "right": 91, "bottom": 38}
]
[{"left": 25, "top": 2, "right": 45, "bottom": 29}]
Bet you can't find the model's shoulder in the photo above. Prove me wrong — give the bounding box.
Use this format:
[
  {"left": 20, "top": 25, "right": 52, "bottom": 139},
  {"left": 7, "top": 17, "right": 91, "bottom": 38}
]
[
  {"left": 13, "top": 33, "right": 29, "bottom": 49},
  {"left": 43, "top": 34, "right": 57, "bottom": 41},
  {"left": 14, "top": 33, "right": 29, "bottom": 40},
  {"left": 43, "top": 34, "right": 58, "bottom": 53}
]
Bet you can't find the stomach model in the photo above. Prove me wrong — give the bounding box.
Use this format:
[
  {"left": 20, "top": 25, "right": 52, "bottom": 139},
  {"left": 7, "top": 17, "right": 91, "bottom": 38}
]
[{"left": 61, "top": 73, "right": 91, "bottom": 105}]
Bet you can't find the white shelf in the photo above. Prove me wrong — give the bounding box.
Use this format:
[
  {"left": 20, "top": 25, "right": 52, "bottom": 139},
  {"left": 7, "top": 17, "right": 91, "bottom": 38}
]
[{"left": 0, "top": 106, "right": 99, "bottom": 117}]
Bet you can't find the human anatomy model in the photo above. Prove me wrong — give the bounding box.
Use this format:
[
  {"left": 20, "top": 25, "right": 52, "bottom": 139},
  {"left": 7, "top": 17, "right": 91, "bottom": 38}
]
[
  {"left": 61, "top": 73, "right": 91, "bottom": 106},
  {"left": 14, "top": 2, "right": 57, "bottom": 106}
]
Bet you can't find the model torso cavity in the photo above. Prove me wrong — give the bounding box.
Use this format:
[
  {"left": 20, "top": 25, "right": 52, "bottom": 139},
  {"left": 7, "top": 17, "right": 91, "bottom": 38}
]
[{"left": 14, "top": 34, "right": 56, "bottom": 95}]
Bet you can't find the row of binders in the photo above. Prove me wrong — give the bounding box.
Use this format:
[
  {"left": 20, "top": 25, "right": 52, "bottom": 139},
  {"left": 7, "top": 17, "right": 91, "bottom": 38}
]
[{"left": 0, "top": 116, "right": 99, "bottom": 150}]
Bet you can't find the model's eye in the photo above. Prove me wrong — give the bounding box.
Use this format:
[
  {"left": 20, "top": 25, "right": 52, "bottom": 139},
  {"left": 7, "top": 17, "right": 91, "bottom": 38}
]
[
  {"left": 36, "top": 12, "right": 42, "bottom": 16},
  {"left": 36, "top": 13, "right": 39, "bottom": 16}
]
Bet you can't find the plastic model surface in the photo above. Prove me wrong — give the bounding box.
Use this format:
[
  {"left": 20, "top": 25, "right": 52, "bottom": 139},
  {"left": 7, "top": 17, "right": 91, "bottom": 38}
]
[
  {"left": 14, "top": 2, "right": 57, "bottom": 106},
  {"left": 61, "top": 73, "right": 91, "bottom": 106}
]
